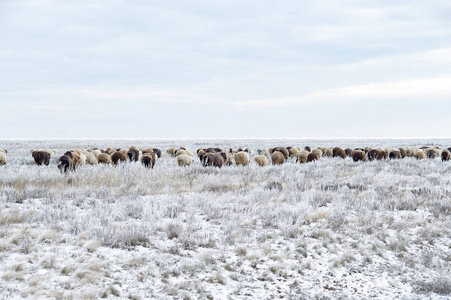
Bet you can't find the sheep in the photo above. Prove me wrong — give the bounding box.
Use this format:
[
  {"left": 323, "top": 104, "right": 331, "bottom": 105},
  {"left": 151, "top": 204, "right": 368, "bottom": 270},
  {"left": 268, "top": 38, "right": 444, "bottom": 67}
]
[
  {"left": 296, "top": 152, "right": 308, "bottom": 163},
  {"left": 177, "top": 154, "right": 194, "bottom": 166},
  {"left": 111, "top": 151, "right": 127, "bottom": 165},
  {"left": 352, "top": 150, "right": 366, "bottom": 162},
  {"left": 389, "top": 150, "right": 402, "bottom": 160},
  {"left": 234, "top": 152, "right": 250, "bottom": 166},
  {"left": 141, "top": 153, "right": 156, "bottom": 168},
  {"left": 32, "top": 150, "right": 51, "bottom": 166},
  {"left": 271, "top": 151, "right": 285, "bottom": 165},
  {"left": 127, "top": 148, "right": 140, "bottom": 162},
  {"left": 312, "top": 149, "right": 323, "bottom": 158},
  {"left": 399, "top": 148, "right": 407, "bottom": 158},
  {"left": 367, "top": 149, "right": 385, "bottom": 161},
  {"left": 441, "top": 150, "right": 450, "bottom": 162},
  {"left": 197, "top": 149, "right": 206, "bottom": 162},
  {"left": 203, "top": 152, "right": 224, "bottom": 168},
  {"left": 307, "top": 152, "right": 319, "bottom": 163},
  {"left": 97, "top": 153, "right": 111, "bottom": 164},
  {"left": 68, "top": 151, "right": 80, "bottom": 167},
  {"left": 324, "top": 148, "right": 333, "bottom": 158},
  {"left": 289, "top": 148, "right": 299, "bottom": 158},
  {"left": 142, "top": 148, "right": 155, "bottom": 155},
  {"left": 304, "top": 146, "right": 311, "bottom": 152},
  {"left": 271, "top": 147, "right": 289, "bottom": 160},
  {"left": 91, "top": 149, "right": 101, "bottom": 158},
  {"left": 153, "top": 148, "right": 162, "bottom": 158},
  {"left": 167, "top": 148, "right": 177, "bottom": 157},
  {"left": 332, "top": 147, "right": 346, "bottom": 159},
  {"left": 78, "top": 152, "right": 87, "bottom": 165},
  {"left": 426, "top": 149, "right": 437, "bottom": 159},
  {"left": 254, "top": 155, "right": 269, "bottom": 167},
  {"left": 57, "top": 154, "right": 75, "bottom": 173},
  {"left": 83, "top": 151, "right": 98, "bottom": 165},
  {"left": 0, "top": 152, "right": 6, "bottom": 165},
  {"left": 223, "top": 151, "right": 233, "bottom": 166},
  {"left": 345, "top": 148, "right": 353, "bottom": 157},
  {"left": 0, "top": 149, "right": 7, "bottom": 154},
  {"left": 406, "top": 148, "right": 416, "bottom": 157},
  {"left": 256, "top": 149, "right": 270, "bottom": 158},
  {"left": 414, "top": 150, "right": 427, "bottom": 160},
  {"left": 176, "top": 149, "right": 190, "bottom": 157},
  {"left": 119, "top": 148, "right": 129, "bottom": 156}
]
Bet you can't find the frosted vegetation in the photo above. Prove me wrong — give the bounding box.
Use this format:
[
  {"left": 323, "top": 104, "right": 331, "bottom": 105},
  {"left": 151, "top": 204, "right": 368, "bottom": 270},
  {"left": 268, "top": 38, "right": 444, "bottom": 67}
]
[{"left": 1, "top": 139, "right": 451, "bottom": 299}]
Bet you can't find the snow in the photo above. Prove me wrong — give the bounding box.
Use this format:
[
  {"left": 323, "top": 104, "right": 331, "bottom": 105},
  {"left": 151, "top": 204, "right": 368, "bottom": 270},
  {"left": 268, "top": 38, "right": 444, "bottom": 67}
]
[{"left": 1, "top": 139, "right": 451, "bottom": 299}]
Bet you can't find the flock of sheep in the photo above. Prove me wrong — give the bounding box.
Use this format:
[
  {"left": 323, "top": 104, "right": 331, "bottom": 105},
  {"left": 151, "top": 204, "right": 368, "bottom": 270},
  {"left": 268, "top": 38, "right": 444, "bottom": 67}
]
[{"left": 0, "top": 145, "right": 450, "bottom": 173}]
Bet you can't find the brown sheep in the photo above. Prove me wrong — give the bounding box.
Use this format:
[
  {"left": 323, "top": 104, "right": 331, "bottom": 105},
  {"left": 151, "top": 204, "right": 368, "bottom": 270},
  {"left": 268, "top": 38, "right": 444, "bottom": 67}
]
[
  {"left": 367, "top": 149, "right": 377, "bottom": 161},
  {"left": 289, "top": 148, "right": 299, "bottom": 158},
  {"left": 0, "top": 152, "right": 6, "bottom": 165},
  {"left": 166, "top": 148, "right": 177, "bottom": 157},
  {"left": 254, "top": 155, "right": 268, "bottom": 167},
  {"left": 142, "top": 148, "right": 155, "bottom": 155},
  {"left": 152, "top": 148, "right": 162, "bottom": 158},
  {"left": 307, "top": 152, "right": 319, "bottom": 163},
  {"left": 414, "top": 150, "right": 427, "bottom": 160},
  {"left": 68, "top": 151, "right": 80, "bottom": 167},
  {"left": 203, "top": 152, "right": 224, "bottom": 168},
  {"left": 272, "top": 147, "right": 289, "bottom": 160},
  {"left": 399, "top": 148, "right": 407, "bottom": 158},
  {"left": 345, "top": 148, "right": 353, "bottom": 157},
  {"left": 332, "top": 147, "right": 346, "bottom": 159},
  {"left": 441, "top": 150, "right": 450, "bottom": 162},
  {"left": 127, "top": 148, "right": 140, "bottom": 162},
  {"left": 426, "top": 149, "right": 437, "bottom": 159},
  {"left": 222, "top": 151, "right": 233, "bottom": 166},
  {"left": 57, "top": 154, "right": 75, "bottom": 173},
  {"left": 296, "top": 152, "right": 308, "bottom": 163},
  {"left": 32, "top": 150, "right": 51, "bottom": 166},
  {"left": 389, "top": 150, "right": 402, "bottom": 160},
  {"left": 352, "top": 150, "right": 366, "bottom": 162},
  {"left": 367, "top": 149, "right": 387, "bottom": 161},
  {"left": 141, "top": 153, "right": 156, "bottom": 168},
  {"left": 271, "top": 151, "right": 285, "bottom": 165},
  {"left": 234, "top": 152, "right": 250, "bottom": 166},
  {"left": 197, "top": 149, "right": 206, "bottom": 162},
  {"left": 312, "top": 148, "right": 323, "bottom": 158},
  {"left": 111, "top": 151, "right": 127, "bottom": 165},
  {"left": 98, "top": 153, "right": 111, "bottom": 164}
]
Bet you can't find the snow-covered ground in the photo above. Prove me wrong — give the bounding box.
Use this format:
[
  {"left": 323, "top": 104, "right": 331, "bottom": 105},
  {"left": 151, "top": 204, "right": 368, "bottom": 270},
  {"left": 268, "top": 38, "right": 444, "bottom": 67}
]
[{"left": 1, "top": 139, "right": 451, "bottom": 299}]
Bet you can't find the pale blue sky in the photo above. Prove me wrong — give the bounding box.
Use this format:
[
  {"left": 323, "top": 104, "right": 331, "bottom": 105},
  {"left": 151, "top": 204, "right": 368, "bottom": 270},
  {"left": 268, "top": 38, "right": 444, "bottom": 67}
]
[{"left": 1, "top": 0, "right": 451, "bottom": 138}]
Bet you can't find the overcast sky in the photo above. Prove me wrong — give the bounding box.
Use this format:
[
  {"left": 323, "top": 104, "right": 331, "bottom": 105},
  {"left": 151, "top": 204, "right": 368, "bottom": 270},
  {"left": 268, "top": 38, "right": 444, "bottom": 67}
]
[{"left": 1, "top": 0, "right": 451, "bottom": 139}]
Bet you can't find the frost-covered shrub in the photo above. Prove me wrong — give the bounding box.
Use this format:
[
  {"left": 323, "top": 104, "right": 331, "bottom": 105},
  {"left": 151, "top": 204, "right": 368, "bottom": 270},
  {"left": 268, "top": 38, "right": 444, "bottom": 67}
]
[{"left": 414, "top": 275, "right": 451, "bottom": 295}]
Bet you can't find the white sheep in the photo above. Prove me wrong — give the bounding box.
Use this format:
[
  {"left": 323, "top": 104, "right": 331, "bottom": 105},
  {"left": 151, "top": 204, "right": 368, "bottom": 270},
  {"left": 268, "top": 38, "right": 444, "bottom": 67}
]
[
  {"left": 83, "top": 151, "right": 98, "bottom": 165},
  {"left": 177, "top": 154, "right": 194, "bottom": 166}
]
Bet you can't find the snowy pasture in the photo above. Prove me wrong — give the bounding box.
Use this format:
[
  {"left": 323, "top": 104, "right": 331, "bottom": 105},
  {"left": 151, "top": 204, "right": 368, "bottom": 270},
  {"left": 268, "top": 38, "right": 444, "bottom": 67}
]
[{"left": 1, "top": 139, "right": 451, "bottom": 299}]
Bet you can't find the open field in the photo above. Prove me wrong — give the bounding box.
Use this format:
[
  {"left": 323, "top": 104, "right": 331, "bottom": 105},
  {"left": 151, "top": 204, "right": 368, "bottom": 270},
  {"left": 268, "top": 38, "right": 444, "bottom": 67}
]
[{"left": 1, "top": 139, "right": 451, "bottom": 299}]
